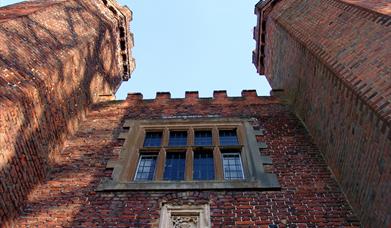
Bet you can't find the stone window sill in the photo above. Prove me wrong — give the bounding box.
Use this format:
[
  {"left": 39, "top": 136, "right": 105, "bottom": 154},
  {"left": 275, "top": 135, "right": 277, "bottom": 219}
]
[{"left": 97, "top": 176, "right": 280, "bottom": 191}]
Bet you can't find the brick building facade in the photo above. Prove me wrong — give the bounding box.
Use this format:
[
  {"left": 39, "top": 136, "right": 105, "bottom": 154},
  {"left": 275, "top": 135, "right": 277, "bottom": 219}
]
[
  {"left": 11, "top": 91, "right": 359, "bottom": 227},
  {"left": 0, "top": 0, "right": 389, "bottom": 227}
]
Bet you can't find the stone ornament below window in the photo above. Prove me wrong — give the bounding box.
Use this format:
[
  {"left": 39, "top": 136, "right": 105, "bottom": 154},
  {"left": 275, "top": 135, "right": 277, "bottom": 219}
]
[{"left": 159, "top": 204, "right": 211, "bottom": 228}]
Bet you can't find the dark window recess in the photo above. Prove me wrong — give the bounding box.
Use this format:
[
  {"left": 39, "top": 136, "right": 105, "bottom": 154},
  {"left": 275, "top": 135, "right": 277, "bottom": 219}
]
[
  {"left": 143, "top": 132, "right": 162, "bottom": 147},
  {"left": 164, "top": 152, "right": 186, "bottom": 180},
  {"left": 119, "top": 27, "right": 125, "bottom": 37},
  {"left": 222, "top": 152, "right": 244, "bottom": 180},
  {"left": 109, "top": 6, "right": 117, "bottom": 15},
  {"left": 219, "top": 130, "right": 239, "bottom": 145},
  {"left": 120, "top": 40, "right": 126, "bottom": 50},
  {"left": 134, "top": 155, "right": 157, "bottom": 181},
  {"left": 169, "top": 131, "right": 187, "bottom": 146},
  {"left": 193, "top": 151, "right": 214, "bottom": 180},
  {"left": 194, "top": 131, "right": 213, "bottom": 146}
]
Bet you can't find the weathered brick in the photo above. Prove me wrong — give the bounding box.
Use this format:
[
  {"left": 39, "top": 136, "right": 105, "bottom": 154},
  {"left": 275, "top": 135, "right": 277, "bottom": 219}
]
[
  {"left": 5, "top": 93, "right": 360, "bottom": 227},
  {"left": 253, "top": 0, "right": 390, "bottom": 227},
  {"left": 0, "top": 0, "right": 134, "bottom": 225}
]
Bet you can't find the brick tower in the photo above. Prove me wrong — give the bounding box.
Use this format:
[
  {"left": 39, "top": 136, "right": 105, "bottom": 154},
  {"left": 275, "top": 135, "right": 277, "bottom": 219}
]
[
  {"left": 253, "top": 0, "right": 391, "bottom": 227},
  {"left": 0, "top": 0, "right": 134, "bottom": 225}
]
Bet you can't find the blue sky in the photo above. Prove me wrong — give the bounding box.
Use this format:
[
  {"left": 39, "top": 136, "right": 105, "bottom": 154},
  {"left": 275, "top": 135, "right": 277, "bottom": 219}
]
[{"left": 1, "top": 0, "right": 271, "bottom": 99}]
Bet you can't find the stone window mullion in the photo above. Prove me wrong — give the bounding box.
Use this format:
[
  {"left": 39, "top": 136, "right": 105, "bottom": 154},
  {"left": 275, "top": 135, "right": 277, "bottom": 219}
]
[
  {"left": 212, "top": 126, "right": 223, "bottom": 179},
  {"left": 212, "top": 126, "right": 219, "bottom": 146},
  {"left": 155, "top": 148, "right": 166, "bottom": 180},
  {"left": 188, "top": 127, "right": 194, "bottom": 145},
  {"left": 162, "top": 127, "right": 169, "bottom": 147},
  {"left": 185, "top": 148, "right": 193, "bottom": 181},
  {"left": 213, "top": 146, "right": 223, "bottom": 180}
]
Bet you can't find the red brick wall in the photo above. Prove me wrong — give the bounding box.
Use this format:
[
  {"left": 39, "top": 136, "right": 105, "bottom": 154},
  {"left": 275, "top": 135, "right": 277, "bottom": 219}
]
[
  {"left": 11, "top": 91, "right": 359, "bottom": 227},
  {"left": 340, "top": 0, "right": 391, "bottom": 15},
  {"left": 0, "top": 0, "right": 134, "bottom": 225},
  {"left": 253, "top": 0, "right": 390, "bottom": 227}
]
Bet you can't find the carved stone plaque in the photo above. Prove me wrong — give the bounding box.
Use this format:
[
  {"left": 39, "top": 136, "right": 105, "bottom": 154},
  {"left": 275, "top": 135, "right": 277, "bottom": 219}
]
[
  {"left": 159, "top": 204, "right": 210, "bottom": 228},
  {"left": 171, "top": 215, "right": 198, "bottom": 228}
]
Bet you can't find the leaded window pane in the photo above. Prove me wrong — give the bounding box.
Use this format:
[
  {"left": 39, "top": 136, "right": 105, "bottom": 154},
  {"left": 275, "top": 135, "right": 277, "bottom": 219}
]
[
  {"left": 135, "top": 155, "right": 157, "bottom": 181},
  {"left": 143, "top": 132, "right": 162, "bottom": 147},
  {"left": 164, "top": 152, "right": 186, "bottom": 180},
  {"left": 219, "top": 130, "right": 239, "bottom": 145},
  {"left": 194, "top": 131, "right": 212, "bottom": 146},
  {"left": 222, "top": 153, "right": 244, "bottom": 180},
  {"left": 193, "top": 151, "right": 214, "bottom": 180},
  {"left": 169, "top": 131, "right": 187, "bottom": 146}
]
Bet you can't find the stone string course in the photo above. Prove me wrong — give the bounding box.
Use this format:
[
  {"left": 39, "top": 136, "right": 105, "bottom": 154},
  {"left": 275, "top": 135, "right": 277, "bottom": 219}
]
[{"left": 11, "top": 92, "right": 360, "bottom": 227}]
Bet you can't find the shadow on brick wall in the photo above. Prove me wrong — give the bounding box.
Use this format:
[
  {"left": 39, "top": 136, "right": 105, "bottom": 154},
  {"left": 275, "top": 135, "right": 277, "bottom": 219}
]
[{"left": 0, "top": 2, "right": 121, "bottom": 225}]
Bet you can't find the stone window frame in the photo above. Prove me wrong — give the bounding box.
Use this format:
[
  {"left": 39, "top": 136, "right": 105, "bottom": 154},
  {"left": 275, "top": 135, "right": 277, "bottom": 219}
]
[{"left": 97, "top": 118, "right": 280, "bottom": 191}]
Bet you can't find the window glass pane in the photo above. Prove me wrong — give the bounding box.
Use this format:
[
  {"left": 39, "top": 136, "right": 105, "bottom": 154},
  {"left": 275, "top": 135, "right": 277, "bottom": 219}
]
[
  {"left": 164, "top": 152, "right": 186, "bottom": 180},
  {"left": 169, "top": 131, "right": 187, "bottom": 146},
  {"left": 143, "top": 132, "right": 162, "bottom": 147},
  {"left": 193, "top": 151, "right": 214, "bottom": 180},
  {"left": 135, "top": 155, "right": 157, "bottom": 181},
  {"left": 194, "top": 131, "right": 212, "bottom": 146},
  {"left": 222, "top": 152, "right": 244, "bottom": 180},
  {"left": 219, "top": 130, "right": 239, "bottom": 145}
]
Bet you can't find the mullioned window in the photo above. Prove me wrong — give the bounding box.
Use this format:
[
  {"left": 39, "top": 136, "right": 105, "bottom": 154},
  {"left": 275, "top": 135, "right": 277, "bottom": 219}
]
[{"left": 97, "top": 118, "right": 279, "bottom": 191}]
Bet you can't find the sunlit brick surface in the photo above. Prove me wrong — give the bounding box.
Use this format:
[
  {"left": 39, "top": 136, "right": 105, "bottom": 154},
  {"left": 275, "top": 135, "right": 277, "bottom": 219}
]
[
  {"left": 253, "top": 0, "right": 390, "bottom": 227},
  {"left": 13, "top": 93, "right": 359, "bottom": 227},
  {"left": 0, "top": 0, "right": 133, "bottom": 225}
]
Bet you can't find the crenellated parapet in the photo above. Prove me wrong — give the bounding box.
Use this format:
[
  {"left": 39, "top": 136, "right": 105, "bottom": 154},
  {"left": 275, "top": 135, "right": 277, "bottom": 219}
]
[{"left": 126, "top": 90, "right": 280, "bottom": 105}]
